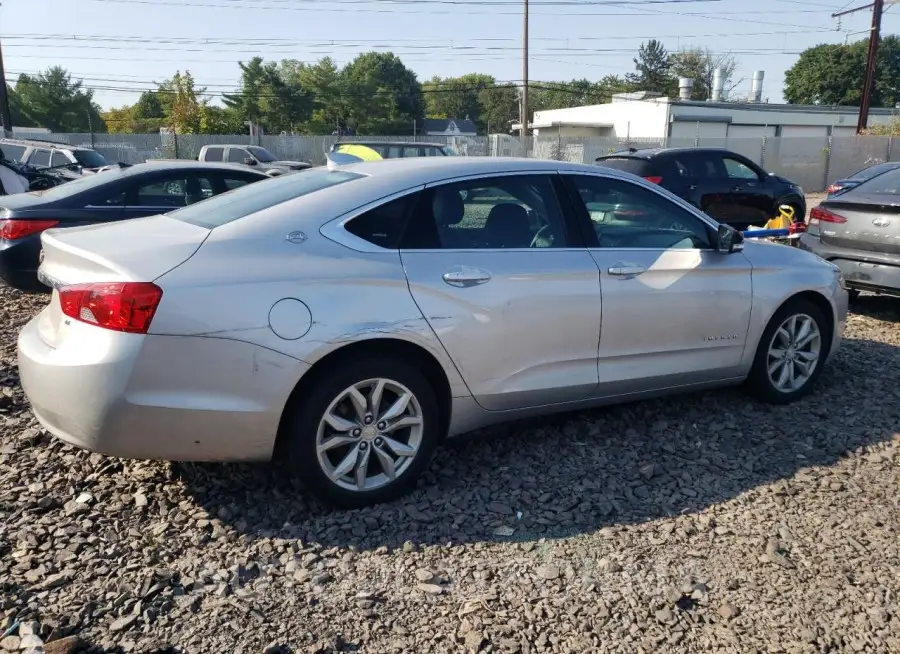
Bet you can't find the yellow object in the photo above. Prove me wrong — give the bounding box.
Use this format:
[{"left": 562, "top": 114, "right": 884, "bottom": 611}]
[
  {"left": 334, "top": 144, "right": 383, "bottom": 161},
  {"left": 763, "top": 204, "right": 795, "bottom": 230}
]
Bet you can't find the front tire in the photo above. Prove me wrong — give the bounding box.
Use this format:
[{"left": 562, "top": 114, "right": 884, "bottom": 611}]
[
  {"left": 281, "top": 358, "right": 440, "bottom": 508},
  {"left": 745, "top": 299, "right": 829, "bottom": 404}
]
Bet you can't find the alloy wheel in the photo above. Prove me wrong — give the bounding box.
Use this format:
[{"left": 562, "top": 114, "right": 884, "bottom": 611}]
[
  {"left": 315, "top": 378, "right": 424, "bottom": 492},
  {"left": 766, "top": 313, "right": 822, "bottom": 393}
]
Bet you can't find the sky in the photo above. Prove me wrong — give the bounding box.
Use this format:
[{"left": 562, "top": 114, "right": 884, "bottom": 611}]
[{"left": 2, "top": 0, "right": 900, "bottom": 111}]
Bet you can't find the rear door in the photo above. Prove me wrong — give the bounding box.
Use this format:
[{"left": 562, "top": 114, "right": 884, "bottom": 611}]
[{"left": 400, "top": 172, "right": 603, "bottom": 411}]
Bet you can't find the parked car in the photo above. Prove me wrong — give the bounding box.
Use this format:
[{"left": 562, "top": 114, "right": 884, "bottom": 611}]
[
  {"left": 594, "top": 147, "right": 806, "bottom": 231},
  {"left": 19, "top": 156, "right": 847, "bottom": 508},
  {"left": 825, "top": 161, "right": 900, "bottom": 198},
  {"left": 330, "top": 141, "right": 457, "bottom": 159},
  {"left": 0, "top": 138, "right": 110, "bottom": 174},
  {"left": 800, "top": 165, "right": 900, "bottom": 300},
  {"left": 0, "top": 161, "right": 268, "bottom": 291},
  {"left": 197, "top": 144, "right": 312, "bottom": 173}
]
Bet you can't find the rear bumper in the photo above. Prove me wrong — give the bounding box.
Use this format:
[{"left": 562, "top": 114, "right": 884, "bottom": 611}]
[
  {"left": 798, "top": 234, "right": 900, "bottom": 297},
  {"left": 18, "top": 313, "right": 308, "bottom": 462}
]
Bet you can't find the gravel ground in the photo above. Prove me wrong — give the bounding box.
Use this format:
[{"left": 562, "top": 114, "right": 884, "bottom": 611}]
[{"left": 1, "top": 285, "right": 900, "bottom": 654}]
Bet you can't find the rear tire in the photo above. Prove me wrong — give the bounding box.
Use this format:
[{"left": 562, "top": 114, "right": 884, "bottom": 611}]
[
  {"left": 281, "top": 358, "right": 440, "bottom": 509},
  {"left": 745, "top": 299, "right": 829, "bottom": 405}
]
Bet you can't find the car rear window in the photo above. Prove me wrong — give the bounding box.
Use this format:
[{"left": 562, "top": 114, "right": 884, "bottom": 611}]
[
  {"left": 851, "top": 162, "right": 899, "bottom": 181},
  {"left": 594, "top": 157, "right": 651, "bottom": 175},
  {"left": 169, "top": 167, "right": 364, "bottom": 229},
  {"left": 846, "top": 167, "right": 900, "bottom": 195}
]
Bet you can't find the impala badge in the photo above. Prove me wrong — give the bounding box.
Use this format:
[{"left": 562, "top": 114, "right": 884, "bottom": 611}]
[{"left": 872, "top": 217, "right": 891, "bottom": 228}]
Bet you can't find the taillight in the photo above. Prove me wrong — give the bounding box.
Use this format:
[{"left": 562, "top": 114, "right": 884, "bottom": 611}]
[
  {"left": 808, "top": 206, "right": 847, "bottom": 226},
  {"left": 58, "top": 282, "right": 163, "bottom": 334},
  {"left": 0, "top": 219, "right": 59, "bottom": 241},
  {"left": 826, "top": 184, "right": 841, "bottom": 195},
  {"left": 643, "top": 176, "right": 663, "bottom": 184},
  {"left": 788, "top": 221, "right": 807, "bottom": 234}
]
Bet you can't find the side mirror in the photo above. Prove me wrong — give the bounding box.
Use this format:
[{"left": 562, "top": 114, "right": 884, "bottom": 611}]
[
  {"left": 244, "top": 157, "right": 257, "bottom": 166},
  {"left": 716, "top": 224, "right": 744, "bottom": 253}
]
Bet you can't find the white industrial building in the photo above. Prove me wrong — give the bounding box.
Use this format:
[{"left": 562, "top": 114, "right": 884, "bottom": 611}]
[{"left": 523, "top": 71, "right": 898, "bottom": 141}]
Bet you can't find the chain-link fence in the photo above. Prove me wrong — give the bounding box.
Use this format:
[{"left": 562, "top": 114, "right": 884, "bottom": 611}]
[{"left": 33, "top": 132, "right": 900, "bottom": 192}]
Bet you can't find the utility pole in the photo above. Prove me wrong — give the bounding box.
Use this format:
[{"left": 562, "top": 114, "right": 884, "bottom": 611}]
[
  {"left": 0, "top": 38, "right": 13, "bottom": 138},
  {"left": 520, "top": 0, "right": 529, "bottom": 138},
  {"left": 833, "top": 1, "right": 885, "bottom": 133}
]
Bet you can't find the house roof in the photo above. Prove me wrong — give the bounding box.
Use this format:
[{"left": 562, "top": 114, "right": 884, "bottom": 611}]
[{"left": 423, "top": 118, "right": 478, "bottom": 133}]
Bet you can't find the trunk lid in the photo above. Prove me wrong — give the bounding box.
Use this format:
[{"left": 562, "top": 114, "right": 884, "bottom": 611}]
[
  {"left": 38, "top": 214, "right": 210, "bottom": 286},
  {"left": 818, "top": 194, "right": 900, "bottom": 254},
  {"left": 36, "top": 214, "right": 209, "bottom": 348}
]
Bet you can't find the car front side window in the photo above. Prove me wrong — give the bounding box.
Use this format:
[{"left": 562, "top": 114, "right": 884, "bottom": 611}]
[
  {"left": 723, "top": 157, "right": 760, "bottom": 181},
  {"left": 567, "top": 174, "right": 711, "bottom": 250},
  {"left": 403, "top": 175, "right": 568, "bottom": 250}
]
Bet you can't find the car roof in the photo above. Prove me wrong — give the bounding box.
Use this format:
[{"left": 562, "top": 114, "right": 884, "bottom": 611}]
[
  {"left": 328, "top": 155, "right": 618, "bottom": 182},
  {"left": 597, "top": 147, "right": 739, "bottom": 160},
  {"left": 136, "top": 160, "right": 269, "bottom": 174},
  {"left": 336, "top": 141, "right": 448, "bottom": 148},
  {"left": 0, "top": 138, "right": 92, "bottom": 152},
  {"left": 200, "top": 144, "right": 269, "bottom": 149}
]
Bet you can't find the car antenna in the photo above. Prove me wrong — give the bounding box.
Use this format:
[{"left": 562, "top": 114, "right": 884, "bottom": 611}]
[{"left": 325, "top": 151, "right": 363, "bottom": 170}]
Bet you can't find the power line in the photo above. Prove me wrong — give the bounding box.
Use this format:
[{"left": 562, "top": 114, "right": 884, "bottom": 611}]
[{"left": 0, "top": 27, "right": 836, "bottom": 45}]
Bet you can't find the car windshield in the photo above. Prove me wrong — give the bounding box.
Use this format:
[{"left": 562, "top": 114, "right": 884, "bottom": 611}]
[
  {"left": 848, "top": 167, "right": 900, "bottom": 195},
  {"left": 849, "top": 162, "right": 899, "bottom": 181},
  {"left": 169, "top": 167, "right": 363, "bottom": 229},
  {"left": 247, "top": 146, "right": 277, "bottom": 162},
  {"left": 73, "top": 150, "right": 109, "bottom": 168}
]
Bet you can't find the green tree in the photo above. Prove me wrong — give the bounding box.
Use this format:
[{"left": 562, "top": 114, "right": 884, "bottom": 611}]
[
  {"left": 531, "top": 76, "right": 630, "bottom": 112},
  {"left": 13, "top": 67, "right": 106, "bottom": 132},
  {"left": 668, "top": 48, "right": 737, "bottom": 101},
  {"left": 296, "top": 57, "right": 347, "bottom": 134},
  {"left": 158, "top": 71, "right": 206, "bottom": 134},
  {"left": 424, "top": 73, "right": 495, "bottom": 126},
  {"left": 784, "top": 36, "right": 900, "bottom": 106},
  {"left": 626, "top": 39, "right": 674, "bottom": 95},
  {"left": 477, "top": 83, "right": 519, "bottom": 134},
  {"left": 340, "top": 52, "right": 424, "bottom": 134}
]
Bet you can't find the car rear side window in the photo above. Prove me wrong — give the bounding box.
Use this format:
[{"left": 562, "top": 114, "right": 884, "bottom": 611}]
[
  {"left": 345, "top": 194, "right": 416, "bottom": 249},
  {"left": 50, "top": 151, "right": 70, "bottom": 168},
  {"left": 169, "top": 168, "right": 364, "bottom": 229},
  {"left": 595, "top": 157, "right": 650, "bottom": 176},
  {"left": 29, "top": 149, "right": 51, "bottom": 167},
  {"left": 204, "top": 147, "right": 224, "bottom": 162}
]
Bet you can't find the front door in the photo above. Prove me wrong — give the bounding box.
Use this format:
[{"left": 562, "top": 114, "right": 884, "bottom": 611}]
[
  {"left": 684, "top": 151, "right": 771, "bottom": 229},
  {"left": 563, "top": 172, "right": 753, "bottom": 395},
  {"left": 400, "top": 173, "right": 602, "bottom": 411}
]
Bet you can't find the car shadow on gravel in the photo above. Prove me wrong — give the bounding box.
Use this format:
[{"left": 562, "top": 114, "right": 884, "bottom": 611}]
[
  {"left": 851, "top": 294, "right": 900, "bottom": 323},
  {"left": 173, "top": 336, "right": 900, "bottom": 552}
]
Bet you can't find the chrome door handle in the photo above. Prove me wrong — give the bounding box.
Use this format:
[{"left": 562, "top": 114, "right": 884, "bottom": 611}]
[
  {"left": 442, "top": 269, "right": 492, "bottom": 287},
  {"left": 608, "top": 265, "right": 646, "bottom": 276}
]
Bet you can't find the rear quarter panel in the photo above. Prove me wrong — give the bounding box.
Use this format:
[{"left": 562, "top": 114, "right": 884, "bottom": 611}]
[{"left": 150, "top": 226, "right": 470, "bottom": 399}]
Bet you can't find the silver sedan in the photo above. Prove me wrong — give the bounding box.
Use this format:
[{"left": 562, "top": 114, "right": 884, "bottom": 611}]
[{"left": 18, "top": 156, "right": 849, "bottom": 507}]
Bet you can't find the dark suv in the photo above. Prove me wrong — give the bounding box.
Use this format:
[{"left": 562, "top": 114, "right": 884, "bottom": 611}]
[{"left": 595, "top": 147, "right": 805, "bottom": 231}]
